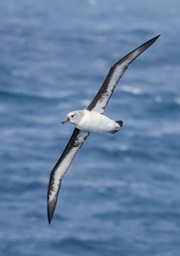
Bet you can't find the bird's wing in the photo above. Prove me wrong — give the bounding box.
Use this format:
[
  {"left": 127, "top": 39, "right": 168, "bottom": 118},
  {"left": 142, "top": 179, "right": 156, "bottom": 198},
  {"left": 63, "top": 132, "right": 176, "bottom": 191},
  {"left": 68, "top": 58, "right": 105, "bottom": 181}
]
[
  {"left": 87, "top": 35, "right": 160, "bottom": 113},
  {"left": 47, "top": 128, "right": 90, "bottom": 223}
]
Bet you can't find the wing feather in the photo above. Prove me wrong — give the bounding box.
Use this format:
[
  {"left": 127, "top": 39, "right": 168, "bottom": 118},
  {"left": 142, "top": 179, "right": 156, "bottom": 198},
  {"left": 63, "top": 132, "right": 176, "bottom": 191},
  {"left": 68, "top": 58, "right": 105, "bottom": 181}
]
[
  {"left": 47, "top": 128, "right": 89, "bottom": 223},
  {"left": 87, "top": 35, "right": 160, "bottom": 113}
]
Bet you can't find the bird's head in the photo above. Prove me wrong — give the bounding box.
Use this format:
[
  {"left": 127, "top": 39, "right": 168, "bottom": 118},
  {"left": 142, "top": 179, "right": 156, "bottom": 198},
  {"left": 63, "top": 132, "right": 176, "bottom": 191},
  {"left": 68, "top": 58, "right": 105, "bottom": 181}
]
[{"left": 61, "top": 110, "right": 84, "bottom": 126}]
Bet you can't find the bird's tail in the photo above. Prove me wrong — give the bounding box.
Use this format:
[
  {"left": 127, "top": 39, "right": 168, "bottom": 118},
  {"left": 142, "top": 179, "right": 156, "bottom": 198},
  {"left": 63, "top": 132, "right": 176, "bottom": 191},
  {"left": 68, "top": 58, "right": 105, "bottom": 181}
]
[
  {"left": 116, "top": 120, "right": 123, "bottom": 127},
  {"left": 108, "top": 120, "right": 123, "bottom": 134}
]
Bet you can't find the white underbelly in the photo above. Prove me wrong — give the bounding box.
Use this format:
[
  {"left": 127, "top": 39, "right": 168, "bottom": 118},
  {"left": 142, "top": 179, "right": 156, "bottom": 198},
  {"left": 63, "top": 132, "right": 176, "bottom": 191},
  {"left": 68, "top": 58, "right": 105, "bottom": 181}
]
[{"left": 76, "top": 110, "right": 116, "bottom": 132}]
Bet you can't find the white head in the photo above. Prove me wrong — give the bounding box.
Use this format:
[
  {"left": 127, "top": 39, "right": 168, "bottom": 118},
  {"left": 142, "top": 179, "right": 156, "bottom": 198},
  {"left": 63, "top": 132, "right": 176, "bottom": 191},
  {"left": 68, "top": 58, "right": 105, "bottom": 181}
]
[{"left": 61, "top": 110, "right": 84, "bottom": 126}]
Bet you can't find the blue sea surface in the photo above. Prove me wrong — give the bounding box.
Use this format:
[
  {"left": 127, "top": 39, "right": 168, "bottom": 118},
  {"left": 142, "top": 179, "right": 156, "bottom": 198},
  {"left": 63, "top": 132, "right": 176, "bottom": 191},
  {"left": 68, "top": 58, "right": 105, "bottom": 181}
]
[{"left": 0, "top": 0, "right": 180, "bottom": 255}]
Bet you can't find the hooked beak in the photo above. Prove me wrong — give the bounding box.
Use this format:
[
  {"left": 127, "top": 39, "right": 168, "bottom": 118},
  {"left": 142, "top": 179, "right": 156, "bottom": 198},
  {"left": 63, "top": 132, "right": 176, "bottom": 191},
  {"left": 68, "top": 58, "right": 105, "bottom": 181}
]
[{"left": 61, "top": 117, "right": 70, "bottom": 125}]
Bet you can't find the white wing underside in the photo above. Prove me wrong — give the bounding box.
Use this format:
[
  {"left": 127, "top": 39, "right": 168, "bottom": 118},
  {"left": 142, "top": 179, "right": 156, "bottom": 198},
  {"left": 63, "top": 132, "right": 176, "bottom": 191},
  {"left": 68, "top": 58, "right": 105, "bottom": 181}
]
[
  {"left": 47, "top": 35, "right": 160, "bottom": 223},
  {"left": 87, "top": 51, "right": 139, "bottom": 113},
  {"left": 87, "top": 35, "right": 160, "bottom": 113},
  {"left": 47, "top": 129, "right": 89, "bottom": 223}
]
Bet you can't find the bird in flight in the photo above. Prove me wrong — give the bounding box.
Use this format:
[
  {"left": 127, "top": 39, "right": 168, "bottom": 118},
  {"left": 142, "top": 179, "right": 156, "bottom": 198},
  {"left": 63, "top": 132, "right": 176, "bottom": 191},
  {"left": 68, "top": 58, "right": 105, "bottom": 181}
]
[{"left": 47, "top": 35, "right": 160, "bottom": 224}]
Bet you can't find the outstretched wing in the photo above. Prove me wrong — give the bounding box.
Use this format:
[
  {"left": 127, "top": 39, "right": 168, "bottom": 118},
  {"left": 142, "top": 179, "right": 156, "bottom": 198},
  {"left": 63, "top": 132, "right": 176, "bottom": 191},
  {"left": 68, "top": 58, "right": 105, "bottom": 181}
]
[
  {"left": 87, "top": 35, "right": 160, "bottom": 113},
  {"left": 47, "top": 128, "right": 89, "bottom": 224}
]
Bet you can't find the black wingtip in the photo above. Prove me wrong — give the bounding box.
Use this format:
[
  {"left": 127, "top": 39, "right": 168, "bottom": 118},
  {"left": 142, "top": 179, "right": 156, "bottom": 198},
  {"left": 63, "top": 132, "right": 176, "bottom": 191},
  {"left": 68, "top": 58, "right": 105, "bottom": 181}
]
[
  {"left": 47, "top": 197, "right": 57, "bottom": 224},
  {"left": 48, "top": 216, "right": 52, "bottom": 225},
  {"left": 140, "top": 34, "right": 160, "bottom": 52},
  {"left": 152, "top": 34, "right": 160, "bottom": 42},
  {"left": 47, "top": 178, "right": 62, "bottom": 224},
  {"left": 48, "top": 209, "right": 52, "bottom": 224},
  {"left": 47, "top": 203, "right": 53, "bottom": 224}
]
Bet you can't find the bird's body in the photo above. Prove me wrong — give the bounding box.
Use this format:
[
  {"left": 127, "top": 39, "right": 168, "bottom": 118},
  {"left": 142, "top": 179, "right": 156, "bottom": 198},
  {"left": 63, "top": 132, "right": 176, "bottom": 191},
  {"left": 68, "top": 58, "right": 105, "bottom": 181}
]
[
  {"left": 63, "top": 109, "right": 123, "bottom": 133},
  {"left": 47, "top": 35, "right": 160, "bottom": 223}
]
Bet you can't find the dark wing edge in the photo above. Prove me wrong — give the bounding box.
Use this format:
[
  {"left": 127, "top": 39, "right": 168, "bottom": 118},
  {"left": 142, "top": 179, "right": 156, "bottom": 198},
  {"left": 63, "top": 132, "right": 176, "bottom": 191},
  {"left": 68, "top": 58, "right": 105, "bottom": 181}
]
[
  {"left": 87, "top": 35, "right": 160, "bottom": 113},
  {"left": 47, "top": 128, "right": 90, "bottom": 224}
]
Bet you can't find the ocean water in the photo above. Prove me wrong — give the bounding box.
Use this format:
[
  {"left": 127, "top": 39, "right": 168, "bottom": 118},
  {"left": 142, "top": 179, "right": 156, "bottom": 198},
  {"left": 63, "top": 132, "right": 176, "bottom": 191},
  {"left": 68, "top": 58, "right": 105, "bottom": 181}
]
[{"left": 0, "top": 0, "right": 180, "bottom": 255}]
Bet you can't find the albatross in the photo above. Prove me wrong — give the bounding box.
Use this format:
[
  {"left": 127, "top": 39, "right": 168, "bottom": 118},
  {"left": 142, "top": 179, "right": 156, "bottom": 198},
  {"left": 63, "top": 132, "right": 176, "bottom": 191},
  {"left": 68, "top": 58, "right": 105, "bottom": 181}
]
[{"left": 47, "top": 35, "right": 160, "bottom": 223}]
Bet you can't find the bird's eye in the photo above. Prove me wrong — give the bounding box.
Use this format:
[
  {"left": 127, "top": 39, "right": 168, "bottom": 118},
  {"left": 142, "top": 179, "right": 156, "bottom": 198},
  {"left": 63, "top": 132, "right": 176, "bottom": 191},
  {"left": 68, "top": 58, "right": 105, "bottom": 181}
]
[{"left": 71, "top": 114, "right": 75, "bottom": 118}]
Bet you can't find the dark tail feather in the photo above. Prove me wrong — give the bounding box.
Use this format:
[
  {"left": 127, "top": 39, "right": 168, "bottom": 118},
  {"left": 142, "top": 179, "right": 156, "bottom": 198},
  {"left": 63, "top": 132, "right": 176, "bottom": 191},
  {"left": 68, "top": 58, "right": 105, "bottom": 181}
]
[
  {"left": 108, "top": 120, "right": 123, "bottom": 134},
  {"left": 116, "top": 120, "right": 123, "bottom": 127}
]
